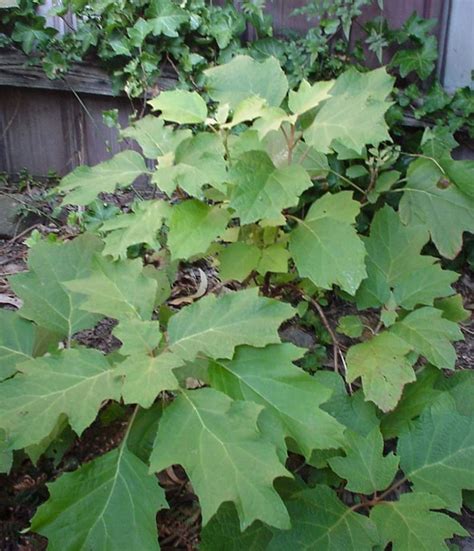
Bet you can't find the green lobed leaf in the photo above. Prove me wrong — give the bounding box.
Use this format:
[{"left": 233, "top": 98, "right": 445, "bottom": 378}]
[
  {"left": 371, "top": 492, "right": 467, "bottom": 551},
  {"left": 168, "top": 288, "right": 295, "bottom": 361},
  {"left": 356, "top": 206, "right": 457, "bottom": 310},
  {"left": 398, "top": 403, "right": 474, "bottom": 511},
  {"left": 117, "top": 352, "right": 182, "bottom": 408},
  {"left": 149, "top": 90, "right": 208, "bottom": 124},
  {"left": 31, "top": 446, "right": 167, "bottom": 550},
  {"left": 381, "top": 365, "right": 443, "bottom": 438},
  {"left": 346, "top": 331, "right": 416, "bottom": 412},
  {"left": 269, "top": 486, "right": 378, "bottom": 550},
  {"left": 100, "top": 200, "right": 170, "bottom": 259},
  {"left": 147, "top": 0, "right": 188, "bottom": 38},
  {"left": 229, "top": 151, "right": 312, "bottom": 224},
  {"left": 10, "top": 234, "right": 102, "bottom": 339},
  {"left": 0, "top": 348, "right": 121, "bottom": 450},
  {"left": 121, "top": 116, "right": 191, "bottom": 159},
  {"left": 112, "top": 319, "right": 161, "bottom": 356},
  {"left": 391, "top": 35, "right": 438, "bottom": 79},
  {"left": 64, "top": 254, "right": 157, "bottom": 321},
  {"left": 434, "top": 294, "right": 470, "bottom": 323},
  {"left": 336, "top": 315, "right": 364, "bottom": 338},
  {"left": 149, "top": 388, "right": 291, "bottom": 530},
  {"left": 204, "top": 55, "right": 288, "bottom": 109},
  {"left": 58, "top": 151, "right": 148, "bottom": 206},
  {"left": 304, "top": 68, "right": 393, "bottom": 154},
  {"left": 289, "top": 191, "right": 366, "bottom": 294},
  {"left": 0, "top": 309, "right": 35, "bottom": 380},
  {"left": 209, "top": 344, "right": 345, "bottom": 459},
  {"left": 167, "top": 199, "right": 230, "bottom": 260},
  {"left": 200, "top": 502, "right": 272, "bottom": 551},
  {"left": 391, "top": 307, "right": 463, "bottom": 370},
  {"left": 288, "top": 79, "right": 334, "bottom": 115},
  {"left": 153, "top": 133, "right": 227, "bottom": 196},
  {"left": 399, "top": 159, "right": 474, "bottom": 259},
  {"left": 328, "top": 426, "right": 399, "bottom": 494}
]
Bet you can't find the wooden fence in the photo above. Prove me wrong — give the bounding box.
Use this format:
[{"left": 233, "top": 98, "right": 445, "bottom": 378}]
[{"left": 0, "top": 0, "right": 468, "bottom": 178}]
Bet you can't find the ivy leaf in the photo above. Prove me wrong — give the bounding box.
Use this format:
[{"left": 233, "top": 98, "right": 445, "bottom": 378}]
[
  {"left": 204, "top": 55, "right": 288, "bottom": 109},
  {"left": 168, "top": 288, "right": 295, "bottom": 361},
  {"left": 58, "top": 151, "right": 148, "bottom": 206},
  {"left": 153, "top": 134, "right": 227, "bottom": 196},
  {"left": 391, "top": 35, "right": 438, "bottom": 79},
  {"left": 289, "top": 191, "right": 366, "bottom": 294},
  {"left": 64, "top": 255, "right": 157, "bottom": 321},
  {"left": 100, "top": 200, "right": 170, "bottom": 259},
  {"left": 209, "top": 344, "right": 345, "bottom": 458},
  {"left": 121, "top": 116, "right": 191, "bottom": 159},
  {"left": 31, "top": 446, "right": 167, "bottom": 550},
  {"left": 149, "top": 90, "right": 207, "bottom": 124},
  {"left": 399, "top": 159, "right": 474, "bottom": 259},
  {"left": 0, "top": 310, "right": 35, "bottom": 380},
  {"left": 304, "top": 68, "right": 393, "bottom": 154},
  {"left": 288, "top": 79, "right": 334, "bottom": 115},
  {"left": 391, "top": 307, "right": 463, "bottom": 370},
  {"left": 229, "top": 151, "right": 312, "bottom": 224},
  {"left": 371, "top": 492, "right": 467, "bottom": 551},
  {"left": 0, "top": 349, "right": 121, "bottom": 450},
  {"left": 10, "top": 234, "right": 102, "bottom": 339},
  {"left": 147, "top": 0, "right": 188, "bottom": 38},
  {"left": 269, "top": 486, "right": 378, "bottom": 550},
  {"left": 398, "top": 404, "right": 474, "bottom": 511},
  {"left": 117, "top": 352, "right": 182, "bottom": 408},
  {"left": 346, "top": 332, "right": 416, "bottom": 412},
  {"left": 149, "top": 388, "right": 291, "bottom": 529},
  {"left": 200, "top": 502, "right": 272, "bottom": 551},
  {"left": 328, "top": 426, "right": 399, "bottom": 494},
  {"left": 356, "top": 206, "right": 457, "bottom": 310},
  {"left": 112, "top": 319, "right": 161, "bottom": 356},
  {"left": 167, "top": 199, "right": 230, "bottom": 260}
]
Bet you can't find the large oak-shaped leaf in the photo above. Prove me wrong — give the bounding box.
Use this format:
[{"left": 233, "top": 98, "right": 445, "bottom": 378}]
[
  {"left": 121, "top": 115, "right": 191, "bottom": 159},
  {"left": 0, "top": 349, "right": 121, "bottom": 450},
  {"left": 167, "top": 199, "right": 230, "bottom": 260},
  {"left": 204, "top": 55, "right": 288, "bottom": 109},
  {"left": 64, "top": 254, "right": 157, "bottom": 321},
  {"left": 100, "top": 200, "right": 170, "bottom": 259},
  {"left": 209, "top": 344, "right": 345, "bottom": 458},
  {"left": 168, "top": 288, "right": 295, "bottom": 361},
  {"left": 0, "top": 310, "right": 35, "bottom": 380},
  {"left": 10, "top": 234, "right": 102, "bottom": 339},
  {"left": 304, "top": 68, "right": 393, "bottom": 154},
  {"left": 391, "top": 307, "right": 463, "bottom": 369},
  {"left": 149, "top": 388, "right": 291, "bottom": 530},
  {"left": 371, "top": 492, "right": 467, "bottom": 550},
  {"left": 149, "top": 90, "right": 207, "bottom": 124},
  {"left": 269, "top": 486, "right": 378, "bottom": 550},
  {"left": 289, "top": 191, "right": 366, "bottom": 294},
  {"left": 31, "top": 446, "right": 167, "bottom": 550},
  {"left": 328, "top": 426, "right": 399, "bottom": 494},
  {"left": 398, "top": 404, "right": 474, "bottom": 511},
  {"left": 346, "top": 332, "right": 416, "bottom": 412},
  {"left": 356, "top": 206, "right": 457, "bottom": 310},
  {"left": 58, "top": 151, "right": 148, "bottom": 206},
  {"left": 229, "top": 151, "right": 312, "bottom": 224},
  {"left": 400, "top": 158, "right": 474, "bottom": 259}
]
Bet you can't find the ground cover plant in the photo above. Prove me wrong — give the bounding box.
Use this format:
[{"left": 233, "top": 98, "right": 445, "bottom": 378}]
[{"left": 1, "top": 53, "right": 473, "bottom": 548}]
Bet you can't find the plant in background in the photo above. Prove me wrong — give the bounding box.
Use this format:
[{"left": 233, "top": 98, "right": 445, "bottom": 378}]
[{"left": 1, "top": 55, "right": 473, "bottom": 549}]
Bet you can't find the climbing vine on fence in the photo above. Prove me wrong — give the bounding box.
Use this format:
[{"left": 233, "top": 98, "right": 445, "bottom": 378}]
[{"left": 1, "top": 55, "right": 474, "bottom": 549}]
